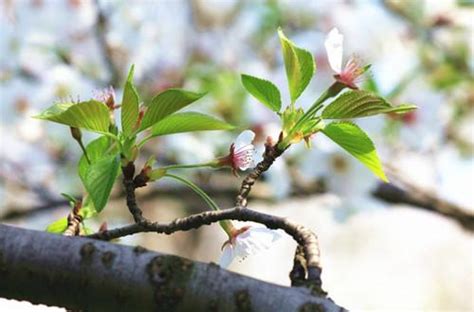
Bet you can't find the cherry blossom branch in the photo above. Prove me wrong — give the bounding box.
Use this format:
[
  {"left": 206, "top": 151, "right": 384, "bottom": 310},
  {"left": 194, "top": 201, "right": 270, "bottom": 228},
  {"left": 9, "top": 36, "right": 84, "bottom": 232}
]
[
  {"left": 89, "top": 161, "right": 323, "bottom": 289},
  {"left": 235, "top": 140, "right": 286, "bottom": 207},
  {"left": 121, "top": 162, "right": 148, "bottom": 223},
  {"left": 88, "top": 206, "right": 323, "bottom": 288},
  {"left": 232, "top": 138, "right": 318, "bottom": 288}
]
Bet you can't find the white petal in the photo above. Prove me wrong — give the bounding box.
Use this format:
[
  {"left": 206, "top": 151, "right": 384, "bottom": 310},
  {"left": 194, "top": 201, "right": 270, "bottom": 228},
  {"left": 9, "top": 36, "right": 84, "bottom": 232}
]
[
  {"left": 246, "top": 227, "right": 282, "bottom": 246},
  {"left": 235, "top": 145, "right": 255, "bottom": 170},
  {"left": 324, "top": 28, "right": 343, "bottom": 73},
  {"left": 234, "top": 130, "right": 255, "bottom": 150},
  {"left": 234, "top": 237, "right": 254, "bottom": 258},
  {"left": 233, "top": 226, "right": 281, "bottom": 260},
  {"left": 219, "top": 244, "right": 235, "bottom": 268}
]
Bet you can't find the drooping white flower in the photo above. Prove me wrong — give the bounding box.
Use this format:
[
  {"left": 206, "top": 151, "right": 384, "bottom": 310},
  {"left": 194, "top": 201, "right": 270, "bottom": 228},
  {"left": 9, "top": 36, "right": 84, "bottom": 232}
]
[
  {"left": 324, "top": 28, "right": 367, "bottom": 89},
  {"left": 325, "top": 28, "right": 344, "bottom": 74},
  {"left": 216, "top": 130, "right": 256, "bottom": 176},
  {"left": 219, "top": 225, "right": 281, "bottom": 268}
]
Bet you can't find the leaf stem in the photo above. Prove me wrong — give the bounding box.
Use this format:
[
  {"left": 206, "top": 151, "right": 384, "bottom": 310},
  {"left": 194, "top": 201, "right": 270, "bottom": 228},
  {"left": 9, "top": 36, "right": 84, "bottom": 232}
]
[
  {"left": 164, "top": 174, "right": 219, "bottom": 211},
  {"left": 278, "top": 82, "right": 345, "bottom": 149},
  {"left": 301, "top": 82, "right": 345, "bottom": 124},
  {"left": 160, "top": 162, "right": 216, "bottom": 171},
  {"left": 78, "top": 140, "right": 91, "bottom": 164},
  {"left": 164, "top": 173, "right": 234, "bottom": 235}
]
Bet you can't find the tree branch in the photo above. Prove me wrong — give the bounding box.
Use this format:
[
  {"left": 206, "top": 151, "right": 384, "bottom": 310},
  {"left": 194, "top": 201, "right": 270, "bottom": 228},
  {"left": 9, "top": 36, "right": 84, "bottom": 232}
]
[
  {"left": 88, "top": 206, "right": 323, "bottom": 286},
  {"left": 236, "top": 141, "right": 285, "bottom": 207},
  {"left": 0, "top": 224, "right": 344, "bottom": 311},
  {"left": 109, "top": 154, "right": 324, "bottom": 290},
  {"left": 373, "top": 182, "right": 474, "bottom": 232},
  {"left": 373, "top": 164, "right": 474, "bottom": 232}
]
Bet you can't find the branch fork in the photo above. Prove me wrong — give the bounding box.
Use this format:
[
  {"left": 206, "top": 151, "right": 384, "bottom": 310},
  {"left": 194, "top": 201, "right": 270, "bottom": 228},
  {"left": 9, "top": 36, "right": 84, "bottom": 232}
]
[{"left": 92, "top": 139, "right": 324, "bottom": 291}]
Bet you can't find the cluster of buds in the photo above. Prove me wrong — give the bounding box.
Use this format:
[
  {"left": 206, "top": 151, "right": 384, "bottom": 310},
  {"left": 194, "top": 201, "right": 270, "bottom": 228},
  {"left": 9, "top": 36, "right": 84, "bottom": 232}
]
[{"left": 133, "top": 157, "right": 166, "bottom": 188}]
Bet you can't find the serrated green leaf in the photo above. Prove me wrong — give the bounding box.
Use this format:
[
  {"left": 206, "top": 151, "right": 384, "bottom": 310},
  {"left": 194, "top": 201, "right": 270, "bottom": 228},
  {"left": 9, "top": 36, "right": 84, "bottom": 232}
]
[
  {"left": 46, "top": 217, "right": 68, "bottom": 234},
  {"left": 82, "top": 155, "right": 119, "bottom": 212},
  {"left": 278, "top": 28, "right": 315, "bottom": 103},
  {"left": 78, "top": 136, "right": 116, "bottom": 180},
  {"left": 150, "top": 112, "right": 234, "bottom": 137},
  {"left": 35, "top": 100, "right": 110, "bottom": 133},
  {"left": 121, "top": 65, "right": 140, "bottom": 137},
  {"left": 322, "top": 121, "right": 388, "bottom": 182},
  {"left": 322, "top": 90, "right": 417, "bottom": 119},
  {"left": 78, "top": 136, "right": 120, "bottom": 213},
  {"left": 139, "top": 89, "right": 206, "bottom": 131},
  {"left": 241, "top": 74, "right": 281, "bottom": 112}
]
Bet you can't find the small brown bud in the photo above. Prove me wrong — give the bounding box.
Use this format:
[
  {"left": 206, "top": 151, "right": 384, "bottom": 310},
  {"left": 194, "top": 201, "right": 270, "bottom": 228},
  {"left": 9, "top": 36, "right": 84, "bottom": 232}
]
[{"left": 70, "top": 127, "right": 82, "bottom": 141}]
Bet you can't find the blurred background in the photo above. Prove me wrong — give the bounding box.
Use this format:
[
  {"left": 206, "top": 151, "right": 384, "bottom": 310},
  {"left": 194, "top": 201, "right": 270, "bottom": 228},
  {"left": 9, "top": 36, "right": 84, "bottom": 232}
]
[{"left": 0, "top": 0, "right": 473, "bottom": 311}]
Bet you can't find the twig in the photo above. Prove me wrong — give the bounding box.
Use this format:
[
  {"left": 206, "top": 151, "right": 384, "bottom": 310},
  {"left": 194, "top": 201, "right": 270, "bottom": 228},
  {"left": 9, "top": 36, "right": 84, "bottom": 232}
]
[
  {"left": 290, "top": 245, "right": 308, "bottom": 286},
  {"left": 122, "top": 162, "right": 147, "bottom": 223},
  {"left": 63, "top": 200, "right": 83, "bottom": 237},
  {"left": 373, "top": 180, "right": 474, "bottom": 232},
  {"left": 88, "top": 206, "right": 323, "bottom": 287},
  {"left": 232, "top": 138, "right": 322, "bottom": 289},
  {"left": 236, "top": 139, "right": 286, "bottom": 207},
  {"left": 89, "top": 158, "right": 323, "bottom": 288}
]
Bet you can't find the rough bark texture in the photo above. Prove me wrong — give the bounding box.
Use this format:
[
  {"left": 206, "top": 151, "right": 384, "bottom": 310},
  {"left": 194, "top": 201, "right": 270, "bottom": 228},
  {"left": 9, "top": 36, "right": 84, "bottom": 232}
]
[{"left": 0, "top": 224, "right": 344, "bottom": 312}]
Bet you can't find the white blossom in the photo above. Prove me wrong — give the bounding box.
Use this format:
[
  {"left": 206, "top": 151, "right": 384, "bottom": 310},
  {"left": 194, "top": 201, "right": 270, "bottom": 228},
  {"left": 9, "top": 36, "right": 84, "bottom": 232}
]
[{"left": 219, "top": 226, "right": 281, "bottom": 268}]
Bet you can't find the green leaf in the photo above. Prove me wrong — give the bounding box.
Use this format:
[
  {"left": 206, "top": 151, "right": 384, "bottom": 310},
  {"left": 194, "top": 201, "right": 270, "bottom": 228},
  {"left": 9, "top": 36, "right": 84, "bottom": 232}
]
[
  {"left": 121, "top": 65, "right": 140, "bottom": 137},
  {"left": 278, "top": 28, "right": 315, "bottom": 103},
  {"left": 139, "top": 89, "right": 206, "bottom": 131},
  {"left": 60, "top": 193, "right": 77, "bottom": 207},
  {"left": 46, "top": 217, "right": 68, "bottom": 234},
  {"left": 78, "top": 136, "right": 116, "bottom": 180},
  {"left": 35, "top": 100, "right": 110, "bottom": 133},
  {"left": 241, "top": 74, "right": 281, "bottom": 112},
  {"left": 80, "top": 196, "right": 98, "bottom": 219},
  {"left": 322, "top": 90, "right": 417, "bottom": 119},
  {"left": 322, "top": 121, "right": 388, "bottom": 182},
  {"left": 150, "top": 112, "right": 234, "bottom": 137},
  {"left": 82, "top": 155, "right": 120, "bottom": 213},
  {"left": 78, "top": 136, "right": 120, "bottom": 213}
]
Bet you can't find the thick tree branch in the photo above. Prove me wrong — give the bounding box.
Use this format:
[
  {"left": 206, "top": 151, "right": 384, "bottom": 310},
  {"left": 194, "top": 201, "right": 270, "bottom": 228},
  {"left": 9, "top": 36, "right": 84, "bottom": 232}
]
[{"left": 0, "top": 224, "right": 344, "bottom": 311}]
